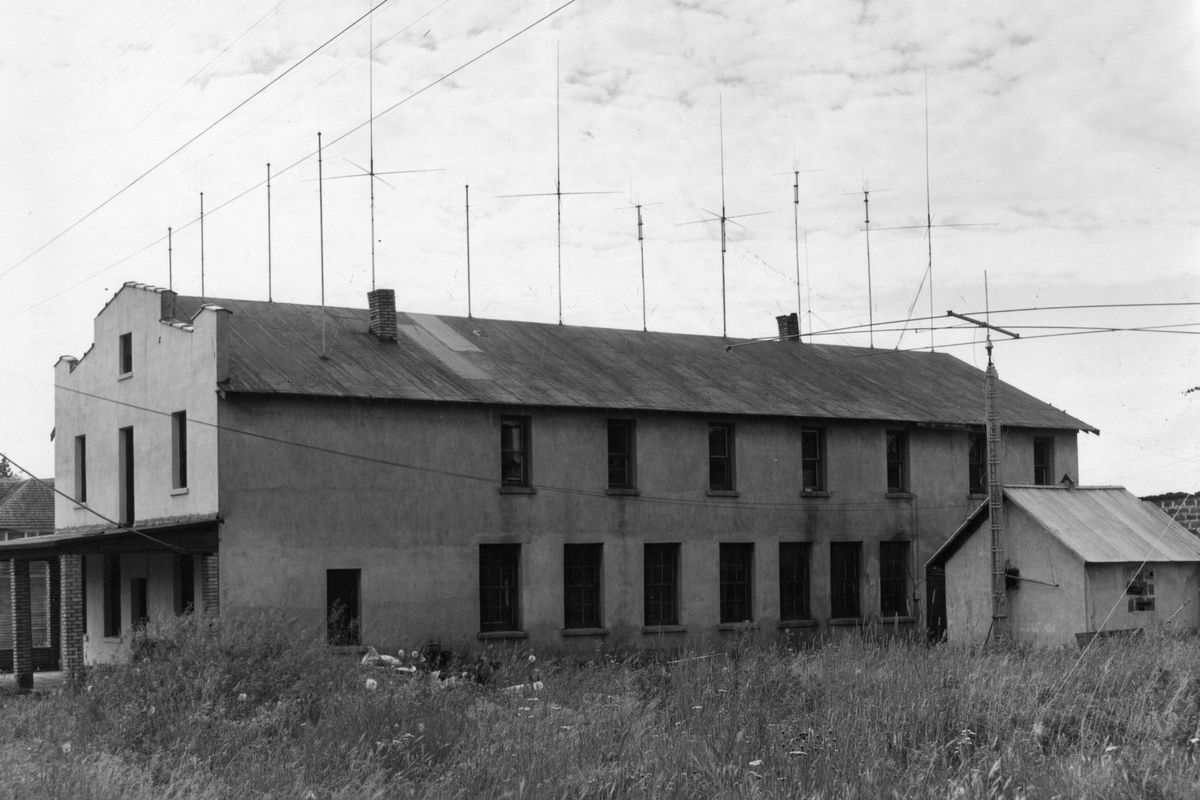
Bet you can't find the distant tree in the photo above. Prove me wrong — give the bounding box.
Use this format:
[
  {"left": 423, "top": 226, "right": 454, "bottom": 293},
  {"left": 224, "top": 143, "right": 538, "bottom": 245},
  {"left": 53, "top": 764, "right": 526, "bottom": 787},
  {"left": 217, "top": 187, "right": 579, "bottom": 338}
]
[{"left": 0, "top": 456, "right": 11, "bottom": 478}]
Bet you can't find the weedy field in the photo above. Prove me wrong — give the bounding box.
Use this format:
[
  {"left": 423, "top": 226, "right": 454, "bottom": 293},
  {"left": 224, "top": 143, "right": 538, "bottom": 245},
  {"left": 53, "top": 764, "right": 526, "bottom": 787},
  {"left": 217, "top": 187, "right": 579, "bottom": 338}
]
[{"left": 1, "top": 616, "right": 1199, "bottom": 799}]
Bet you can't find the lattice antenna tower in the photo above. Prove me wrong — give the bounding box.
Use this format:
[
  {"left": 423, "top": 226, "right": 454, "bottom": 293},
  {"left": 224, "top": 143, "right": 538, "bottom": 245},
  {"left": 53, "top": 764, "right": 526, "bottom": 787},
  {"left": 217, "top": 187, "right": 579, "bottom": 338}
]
[{"left": 499, "top": 42, "right": 615, "bottom": 325}]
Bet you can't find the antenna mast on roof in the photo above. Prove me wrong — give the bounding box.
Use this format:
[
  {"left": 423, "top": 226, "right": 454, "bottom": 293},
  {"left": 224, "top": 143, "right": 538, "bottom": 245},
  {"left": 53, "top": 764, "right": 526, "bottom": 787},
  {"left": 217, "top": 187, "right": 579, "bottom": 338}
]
[
  {"left": 499, "top": 42, "right": 615, "bottom": 325},
  {"left": 842, "top": 181, "right": 890, "bottom": 348},
  {"left": 616, "top": 196, "right": 662, "bottom": 332},
  {"left": 167, "top": 227, "right": 173, "bottom": 291},
  {"left": 788, "top": 165, "right": 819, "bottom": 341},
  {"left": 465, "top": 184, "right": 473, "bottom": 318},
  {"left": 266, "top": 163, "right": 273, "bottom": 302},
  {"left": 368, "top": 4, "right": 376, "bottom": 290},
  {"left": 680, "top": 97, "right": 771, "bottom": 338},
  {"left": 318, "top": 131, "right": 327, "bottom": 359},
  {"left": 199, "top": 192, "right": 205, "bottom": 298}
]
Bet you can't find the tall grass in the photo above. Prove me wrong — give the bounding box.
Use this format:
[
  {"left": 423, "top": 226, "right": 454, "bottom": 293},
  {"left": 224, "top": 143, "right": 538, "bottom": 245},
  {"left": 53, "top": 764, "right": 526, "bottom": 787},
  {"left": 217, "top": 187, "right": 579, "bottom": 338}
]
[{"left": 1, "top": 618, "right": 1199, "bottom": 798}]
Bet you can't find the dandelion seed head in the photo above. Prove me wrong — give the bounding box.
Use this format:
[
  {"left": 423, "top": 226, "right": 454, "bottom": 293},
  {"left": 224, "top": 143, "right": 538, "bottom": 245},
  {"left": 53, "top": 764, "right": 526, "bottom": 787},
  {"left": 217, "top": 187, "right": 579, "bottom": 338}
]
[
  {"left": 749, "top": 759, "right": 763, "bottom": 767},
  {"left": 238, "top": 692, "right": 248, "bottom": 702},
  {"left": 365, "top": 678, "right": 379, "bottom": 691},
  {"left": 533, "top": 680, "right": 545, "bottom": 691},
  {"left": 528, "top": 654, "right": 537, "bottom": 664},
  {"left": 61, "top": 742, "right": 72, "bottom": 755}
]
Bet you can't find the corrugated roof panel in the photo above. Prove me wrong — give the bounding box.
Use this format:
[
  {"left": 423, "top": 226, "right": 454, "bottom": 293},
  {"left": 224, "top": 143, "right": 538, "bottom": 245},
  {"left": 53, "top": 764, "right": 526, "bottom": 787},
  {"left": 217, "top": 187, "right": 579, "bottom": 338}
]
[
  {"left": 1007, "top": 486, "right": 1200, "bottom": 563},
  {"left": 176, "top": 295, "right": 1095, "bottom": 430}
]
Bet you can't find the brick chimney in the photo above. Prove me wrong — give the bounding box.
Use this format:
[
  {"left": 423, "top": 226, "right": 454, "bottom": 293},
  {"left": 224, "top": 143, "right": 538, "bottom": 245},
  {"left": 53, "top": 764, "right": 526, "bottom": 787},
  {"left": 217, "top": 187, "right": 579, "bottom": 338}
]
[
  {"left": 368, "top": 289, "right": 397, "bottom": 341},
  {"left": 775, "top": 312, "right": 799, "bottom": 342},
  {"left": 160, "top": 289, "right": 178, "bottom": 322}
]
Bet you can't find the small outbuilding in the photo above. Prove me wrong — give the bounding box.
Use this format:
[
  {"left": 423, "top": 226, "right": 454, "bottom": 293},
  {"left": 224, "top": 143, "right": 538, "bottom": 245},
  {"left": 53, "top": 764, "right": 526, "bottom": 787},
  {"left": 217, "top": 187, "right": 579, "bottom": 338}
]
[{"left": 927, "top": 485, "right": 1200, "bottom": 647}]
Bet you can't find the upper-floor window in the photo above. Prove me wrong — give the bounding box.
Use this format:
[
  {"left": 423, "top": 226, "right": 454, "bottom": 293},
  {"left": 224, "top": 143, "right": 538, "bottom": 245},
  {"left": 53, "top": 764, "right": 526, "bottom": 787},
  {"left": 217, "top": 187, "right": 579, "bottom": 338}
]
[
  {"left": 708, "top": 423, "right": 735, "bottom": 492},
  {"left": 801, "top": 427, "right": 826, "bottom": 492},
  {"left": 118, "top": 426, "right": 135, "bottom": 526},
  {"left": 968, "top": 432, "right": 987, "bottom": 494},
  {"left": 879, "top": 541, "right": 909, "bottom": 617},
  {"left": 171, "top": 411, "right": 188, "bottom": 490},
  {"left": 719, "top": 542, "right": 754, "bottom": 623},
  {"left": 607, "top": 420, "right": 636, "bottom": 490},
  {"left": 1033, "top": 437, "right": 1054, "bottom": 486},
  {"left": 118, "top": 332, "right": 133, "bottom": 376},
  {"left": 886, "top": 431, "right": 908, "bottom": 493},
  {"left": 830, "top": 541, "right": 861, "bottom": 619},
  {"left": 500, "top": 416, "right": 530, "bottom": 487},
  {"left": 74, "top": 435, "right": 87, "bottom": 503},
  {"left": 779, "top": 542, "right": 811, "bottom": 621}
]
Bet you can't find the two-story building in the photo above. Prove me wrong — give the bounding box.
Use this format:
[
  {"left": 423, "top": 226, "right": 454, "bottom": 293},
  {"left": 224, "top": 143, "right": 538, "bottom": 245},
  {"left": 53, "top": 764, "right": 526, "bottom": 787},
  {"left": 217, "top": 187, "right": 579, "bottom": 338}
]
[{"left": 5, "top": 282, "right": 1096, "bottom": 673}]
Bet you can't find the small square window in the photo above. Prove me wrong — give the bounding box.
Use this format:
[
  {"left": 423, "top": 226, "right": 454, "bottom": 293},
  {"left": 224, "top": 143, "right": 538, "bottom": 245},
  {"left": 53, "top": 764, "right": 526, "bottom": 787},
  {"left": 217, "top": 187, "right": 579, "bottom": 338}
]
[
  {"left": 607, "top": 420, "right": 636, "bottom": 490},
  {"left": 500, "top": 417, "right": 531, "bottom": 487},
  {"left": 801, "top": 427, "right": 825, "bottom": 492},
  {"left": 886, "top": 431, "right": 908, "bottom": 493},
  {"left": 1126, "top": 566, "right": 1155, "bottom": 612},
  {"left": 118, "top": 332, "right": 133, "bottom": 375},
  {"left": 709, "top": 423, "right": 735, "bottom": 492}
]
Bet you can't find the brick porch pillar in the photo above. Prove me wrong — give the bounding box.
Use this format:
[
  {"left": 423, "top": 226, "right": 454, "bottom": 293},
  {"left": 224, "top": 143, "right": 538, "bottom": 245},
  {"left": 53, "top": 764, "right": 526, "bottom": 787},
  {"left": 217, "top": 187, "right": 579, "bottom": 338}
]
[
  {"left": 201, "top": 553, "right": 219, "bottom": 618},
  {"left": 10, "top": 560, "right": 33, "bottom": 690},
  {"left": 59, "top": 554, "right": 85, "bottom": 688}
]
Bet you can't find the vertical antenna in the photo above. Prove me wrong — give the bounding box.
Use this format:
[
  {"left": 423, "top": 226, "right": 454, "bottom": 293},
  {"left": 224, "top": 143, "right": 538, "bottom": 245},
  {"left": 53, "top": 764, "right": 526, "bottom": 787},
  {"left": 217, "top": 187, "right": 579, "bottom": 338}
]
[
  {"left": 556, "top": 42, "right": 563, "bottom": 325},
  {"left": 465, "top": 184, "right": 472, "bottom": 318},
  {"left": 199, "top": 192, "right": 205, "bottom": 298},
  {"left": 368, "top": 2, "right": 377, "bottom": 291},
  {"left": 167, "top": 227, "right": 173, "bottom": 291},
  {"left": 792, "top": 170, "right": 802, "bottom": 339},
  {"left": 719, "top": 95, "right": 727, "bottom": 338},
  {"left": 863, "top": 188, "right": 873, "bottom": 348},
  {"left": 638, "top": 203, "right": 647, "bottom": 332},
  {"left": 266, "top": 163, "right": 273, "bottom": 302},
  {"left": 925, "top": 71, "right": 934, "bottom": 351},
  {"left": 318, "top": 131, "right": 327, "bottom": 358}
]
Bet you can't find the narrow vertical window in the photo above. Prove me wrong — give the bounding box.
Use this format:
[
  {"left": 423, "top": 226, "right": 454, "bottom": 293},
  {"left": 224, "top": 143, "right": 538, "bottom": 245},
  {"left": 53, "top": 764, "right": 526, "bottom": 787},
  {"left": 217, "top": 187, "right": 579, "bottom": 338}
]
[
  {"left": 879, "top": 541, "right": 910, "bottom": 617},
  {"left": 479, "top": 544, "right": 520, "bottom": 632},
  {"left": 500, "top": 416, "right": 530, "bottom": 487},
  {"left": 74, "top": 435, "right": 87, "bottom": 503},
  {"left": 719, "top": 543, "right": 754, "bottom": 623},
  {"left": 968, "top": 432, "right": 987, "bottom": 494},
  {"left": 607, "top": 420, "right": 636, "bottom": 490},
  {"left": 1033, "top": 437, "right": 1054, "bottom": 486},
  {"left": 779, "top": 542, "right": 811, "bottom": 621},
  {"left": 118, "top": 426, "right": 134, "bottom": 526},
  {"left": 708, "top": 423, "right": 735, "bottom": 492},
  {"left": 130, "top": 576, "right": 148, "bottom": 630},
  {"left": 886, "top": 431, "right": 908, "bottom": 493},
  {"left": 326, "top": 569, "right": 361, "bottom": 645},
  {"left": 174, "top": 555, "right": 195, "bottom": 614},
  {"left": 564, "top": 543, "right": 603, "bottom": 629},
  {"left": 643, "top": 543, "right": 680, "bottom": 626},
  {"left": 801, "top": 427, "right": 825, "bottom": 492},
  {"left": 171, "top": 411, "right": 188, "bottom": 490},
  {"left": 118, "top": 332, "right": 133, "bottom": 375},
  {"left": 103, "top": 554, "right": 121, "bottom": 638},
  {"left": 81, "top": 556, "right": 88, "bottom": 636},
  {"left": 829, "top": 542, "right": 861, "bottom": 619}
]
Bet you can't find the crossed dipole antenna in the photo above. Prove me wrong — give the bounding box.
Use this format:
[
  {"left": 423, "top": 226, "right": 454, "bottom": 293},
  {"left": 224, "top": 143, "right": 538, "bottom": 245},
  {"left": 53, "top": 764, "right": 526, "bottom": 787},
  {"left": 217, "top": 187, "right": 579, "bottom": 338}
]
[
  {"left": 499, "top": 42, "right": 615, "bottom": 325},
  {"left": 679, "top": 96, "right": 771, "bottom": 338}
]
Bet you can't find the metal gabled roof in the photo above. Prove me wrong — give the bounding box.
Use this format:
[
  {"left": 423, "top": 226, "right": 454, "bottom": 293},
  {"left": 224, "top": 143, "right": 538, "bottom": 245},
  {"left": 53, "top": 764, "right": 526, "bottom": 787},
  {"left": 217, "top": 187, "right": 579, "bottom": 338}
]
[
  {"left": 171, "top": 294, "right": 1095, "bottom": 431},
  {"left": 1006, "top": 486, "right": 1200, "bottom": 563},
  {"left": 0, "top": 479, "right": 55, "bottom": 535}
]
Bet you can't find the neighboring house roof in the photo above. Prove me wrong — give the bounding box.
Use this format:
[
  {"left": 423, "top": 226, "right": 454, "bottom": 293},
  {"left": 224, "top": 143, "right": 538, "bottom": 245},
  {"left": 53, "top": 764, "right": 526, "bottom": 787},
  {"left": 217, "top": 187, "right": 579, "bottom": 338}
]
[
  {"left": 170, "top": 294, "right": 1095, "bottom": 431},
  {"left": 0, "top": 479, "right": 55, "bottom": 535},
  {"left": 928, "top": 486, "right": 1200, "bottom": 567}
]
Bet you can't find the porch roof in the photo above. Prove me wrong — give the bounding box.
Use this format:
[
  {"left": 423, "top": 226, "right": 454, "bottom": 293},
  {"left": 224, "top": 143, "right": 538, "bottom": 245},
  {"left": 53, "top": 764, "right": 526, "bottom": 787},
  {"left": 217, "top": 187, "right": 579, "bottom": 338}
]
[{"left": 0, "top": 514, "right": 220, "bottom": 559}]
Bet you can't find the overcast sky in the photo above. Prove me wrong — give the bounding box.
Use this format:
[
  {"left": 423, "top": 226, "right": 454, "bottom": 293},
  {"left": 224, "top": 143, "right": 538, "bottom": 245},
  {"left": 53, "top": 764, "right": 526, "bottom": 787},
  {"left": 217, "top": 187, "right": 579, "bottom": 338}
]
[{"left": 1, "top": 0, "right": 1197, "bottom": 495}]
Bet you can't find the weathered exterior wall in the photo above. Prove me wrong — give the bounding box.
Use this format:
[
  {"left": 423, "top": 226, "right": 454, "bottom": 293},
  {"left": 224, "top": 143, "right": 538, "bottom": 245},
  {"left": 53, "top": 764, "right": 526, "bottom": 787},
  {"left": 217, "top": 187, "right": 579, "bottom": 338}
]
[
  {"left": 1085, "top": 562, "right": 1200, "bottom": 635},
  {"left": 214, "top": 392, "right": 1072, "bottom": 653},
  {"left": 80, "top": 552, "right": 199, "bottom": 663},
  {"left": 1142, "top": 492, "right": 1200, "bottom": 537},
  {"left": 1004, "top": 503, "right": 1087, "bottom": 647},
  {"left": 54, "top": 285, "right": 222, "bottom": 531},
  {"left": 944, "top": 523, "right": 993, "bottom": 645}
]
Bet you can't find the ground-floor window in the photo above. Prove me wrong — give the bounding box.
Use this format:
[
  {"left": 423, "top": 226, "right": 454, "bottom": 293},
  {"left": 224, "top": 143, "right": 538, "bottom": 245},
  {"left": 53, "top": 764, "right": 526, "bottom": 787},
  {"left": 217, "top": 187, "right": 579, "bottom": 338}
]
[
  {"left": 103, "top": 554, "right": 121, "bottom": 638},
  {"left": 779, "top": 542, "right": 811, "bottom": 621},
  {"left": 829, "top": 542, "right": 861, "bottom": 619},
  {"left": 174, "top": 555, "right": 195, "bottom": 614},
  {"left": 644, "top": 543, "right": 680, "bottom": 626},
  {"left": 564, "top": 543, "right": 602, "bottom": 629},
  {"left": 719, "top": 543, "right": 754, "bottom": 623},
  {"left": 479, "top": 544, "right": 520, "bottom": 632},
  {"left": 326, "top": 569, "right": 361, "bottom": 645},
  {"left": 879, "top": 541, "right": 909, "bottom": 617},
  {"left": 1126, "top": 566, "right": 1155, "bottom": 612}
]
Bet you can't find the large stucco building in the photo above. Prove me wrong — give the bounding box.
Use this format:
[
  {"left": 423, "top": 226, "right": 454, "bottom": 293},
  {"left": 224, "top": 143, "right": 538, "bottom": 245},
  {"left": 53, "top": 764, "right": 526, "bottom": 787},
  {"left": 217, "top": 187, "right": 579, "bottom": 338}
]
[{"left": 5, "top": 282, "right": 1098, "bottom": 674}]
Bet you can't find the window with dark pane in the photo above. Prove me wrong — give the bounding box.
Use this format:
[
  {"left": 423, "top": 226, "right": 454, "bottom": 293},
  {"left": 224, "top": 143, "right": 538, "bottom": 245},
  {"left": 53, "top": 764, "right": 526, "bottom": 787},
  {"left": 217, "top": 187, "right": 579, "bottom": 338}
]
[
  {"left": 643, "top": 543, "right": 679, "bottom": 626},
  {"left": 829, "top": 541, "right": 861, "bottom": 618},
  {"left": 118, "top": 332, "right": 132, "bottom": 375},
  {"left": 968, "top": 432, "right": 987, "bottom": 494},
  {"left": 709, "top": 423, "right": 734, "bottom": 491},
  {"left": 479, "top": 544, "right": 520, "bottom": 632},
  {"left": 886, "top": 431, "right": 908, "bottom": 492},
  {"left": 1033, "top": 437, "right": 1054, "bottom": 486},
  {"left": 500, "top": 416, "right": 530, "bottom": 486},
  {"left": 801, "top": 427, "right": 825, "bottom": 492},
  {"left": 607, "top": 420, "right": 635, "bottom": 490},
  {"left": 326, "top": 569, "right": 361, "bottom": 645},
  {"left": 779, "top": 542, "right": 811, "bottom": 621},
  {"left": 719, "top": 542, "right": 754, "bottom": 623},
  {"left": 564, "top": 543, "right": 603, "bottom": 629},
  {"left": 879, "top": 541, "right": 909, "bottom": 617},
  {"left": 103, "top": 554, "right": 121, "bottom": 638}
]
